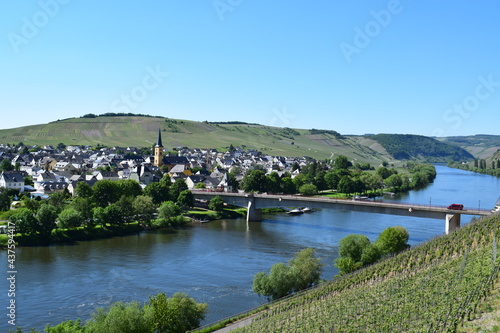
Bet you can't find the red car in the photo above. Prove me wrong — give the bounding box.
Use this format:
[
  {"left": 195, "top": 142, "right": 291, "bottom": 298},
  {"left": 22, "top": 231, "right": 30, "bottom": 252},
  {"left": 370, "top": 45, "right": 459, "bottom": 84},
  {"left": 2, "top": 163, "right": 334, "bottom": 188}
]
[{"left": 447, "top": 204, "right": 464, "bottom": 210}]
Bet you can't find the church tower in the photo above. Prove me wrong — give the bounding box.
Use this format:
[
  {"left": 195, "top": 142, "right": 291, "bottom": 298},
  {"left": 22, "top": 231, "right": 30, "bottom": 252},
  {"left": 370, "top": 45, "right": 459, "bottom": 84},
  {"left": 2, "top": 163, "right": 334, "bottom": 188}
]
[{"left": 154, "top": 128, "right": 164, "bottom": 167}]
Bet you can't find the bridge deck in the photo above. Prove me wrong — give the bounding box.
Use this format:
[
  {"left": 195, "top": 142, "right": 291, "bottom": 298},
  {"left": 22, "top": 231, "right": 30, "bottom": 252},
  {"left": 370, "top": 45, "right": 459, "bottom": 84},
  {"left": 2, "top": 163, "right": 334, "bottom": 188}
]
[{"left": 192, "top": 191, "right": 492, "bottom": 220}]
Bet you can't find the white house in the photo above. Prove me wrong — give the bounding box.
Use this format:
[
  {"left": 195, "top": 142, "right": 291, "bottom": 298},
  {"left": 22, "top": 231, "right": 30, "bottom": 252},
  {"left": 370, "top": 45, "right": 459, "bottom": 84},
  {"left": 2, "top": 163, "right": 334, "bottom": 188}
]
[{"left": 0, "top": 172, "right": 25, "bottom": 193}]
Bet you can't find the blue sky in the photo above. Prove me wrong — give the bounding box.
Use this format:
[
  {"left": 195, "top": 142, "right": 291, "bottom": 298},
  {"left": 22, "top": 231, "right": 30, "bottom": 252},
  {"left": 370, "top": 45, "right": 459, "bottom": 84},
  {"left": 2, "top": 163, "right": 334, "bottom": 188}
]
[{"left": 1, "top": 1, "right": 499, "bottom": 137}]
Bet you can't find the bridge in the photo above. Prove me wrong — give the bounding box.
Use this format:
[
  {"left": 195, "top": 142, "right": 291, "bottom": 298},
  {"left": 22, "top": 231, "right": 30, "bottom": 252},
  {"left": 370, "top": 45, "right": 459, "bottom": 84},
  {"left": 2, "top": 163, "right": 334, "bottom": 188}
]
[{"left": 192, "top": 191, "right": 493, "bottom": 235}]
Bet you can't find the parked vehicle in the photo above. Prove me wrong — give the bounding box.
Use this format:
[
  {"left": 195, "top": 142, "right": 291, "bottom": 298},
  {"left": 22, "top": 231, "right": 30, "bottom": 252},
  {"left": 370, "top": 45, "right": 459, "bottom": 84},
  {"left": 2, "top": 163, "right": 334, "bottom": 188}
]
[{"left": 447, "top": 204, "right": 464, "bottom": 210}]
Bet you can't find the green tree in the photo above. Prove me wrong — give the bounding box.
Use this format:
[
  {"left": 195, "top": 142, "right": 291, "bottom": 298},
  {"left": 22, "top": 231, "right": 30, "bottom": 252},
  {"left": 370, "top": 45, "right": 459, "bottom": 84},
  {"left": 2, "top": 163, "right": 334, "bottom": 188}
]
[
  {"left": 92, "top": 180, "right": 119, "bottom": 207},
  {"left": 36, "top": 204, "right": 58, "bottom": 238},
  {"left": 58, "top": 208, "right": 84, "bottom": 229},
  {"left": 48, "top": 192, "right": 67, "bottom": 213},
  {"left": 384, "top": 174, "right": 403, "bottom": 189},
  {"left": 75, "top": 181, "right": 92, "bottom": 198},
  {"left": 85, "top": 301, "right": 153, "bottom": 333},
  {"left": 0, "top": 188, "right": 11, "bottom": 211},
  {"left": 0, "top": 158, "right": 14, "bottom": 171},
  {"left": 337, "top": 175, "right": 355, "bottom": 194},
  {"left": 281, "top": 177, "right": 296, "bottom": 194},
  {"left": 144, "top": 182, "right": 170, "bottom": 205},
  {"left": 288, "top": 248, "right": 323, "bottom": 290},
  {"left": 71, "top": 197, "right": 95, "bottom": 228},
  {"left": 375, "top": 226, "right": 410, "bottom": 256},
  {"left": 117, "top": 179, "right": 143, "bottom": 198},
  {"left": 324, "top": 171, "right": 340, "bottom": 190},
  {"left": 170, "top": 179, "right": 188, "bottom": 202},
  {"left": 149, "top": 292, "right": 207, "bottom": 333},
  {"left": 335, "top": 234, "right": 373, "bottom": 275},
  {"left": 45, "top": 319, "right": 85, "bottom": 333},
  {"left": 9, "top": 208, "right": 37, "bottom": 235},
  {"left": 298, "top": 183, "right": 318, "bottom": 196},
  {"left": 133, "top": 195, "right": 157, "bottom": 226},
  {"left": 242, "top": 170, "right": 267, "bottom": 193},
  {"left": 334, "top": 155, "right": 351, "bottom": 170},
  {"left": 253, "top": 263, "right": 296, "bottom": 301},
  {"left": 253, "top": 248, "right": 323, "bottom": 300},
  {"left": 267, "top": 171, "right": 282, "bottom": 193},
  {"left": 177, "top": 189, "right": 194, "bottom": 210},
  {"left": 156, "top": 201, "right": 182, "bottom": 227},
  {"left": 115, "top": 195, "right": 135, "bottom": 223},
  {"left": 208, "top": 195, "right": 224, "bottom": 212}
]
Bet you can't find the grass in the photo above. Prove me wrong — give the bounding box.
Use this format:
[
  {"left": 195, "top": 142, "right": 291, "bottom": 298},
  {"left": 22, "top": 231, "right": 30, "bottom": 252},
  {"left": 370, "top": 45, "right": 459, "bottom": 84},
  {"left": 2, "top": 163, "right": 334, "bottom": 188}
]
[{"left": 0, "top": 116, "right": 391, "bottom": 162}]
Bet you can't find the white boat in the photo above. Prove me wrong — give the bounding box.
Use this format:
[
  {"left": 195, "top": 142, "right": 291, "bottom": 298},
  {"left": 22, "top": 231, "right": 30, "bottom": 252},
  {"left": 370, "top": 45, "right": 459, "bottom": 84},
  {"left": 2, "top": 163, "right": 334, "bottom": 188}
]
[
  {"left": 287, "top": 208, "right": 304, "bottom": 215},
  {"left": 301, "top": 207, "right": 313, "bottom": 213}
]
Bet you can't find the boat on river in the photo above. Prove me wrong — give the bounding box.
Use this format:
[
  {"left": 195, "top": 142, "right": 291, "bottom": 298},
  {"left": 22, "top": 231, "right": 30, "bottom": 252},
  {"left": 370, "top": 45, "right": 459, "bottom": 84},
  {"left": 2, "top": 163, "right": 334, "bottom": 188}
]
[{"left": 288, "top": 208, "right": 304, "bottom": 215}]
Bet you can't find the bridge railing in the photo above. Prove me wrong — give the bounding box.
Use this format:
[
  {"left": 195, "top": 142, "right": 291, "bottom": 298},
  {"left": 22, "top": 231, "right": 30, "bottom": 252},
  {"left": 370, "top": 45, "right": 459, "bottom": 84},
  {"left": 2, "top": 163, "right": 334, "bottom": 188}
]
[{"left": 191, "top": 190, "right": 492, "bottom": 215}]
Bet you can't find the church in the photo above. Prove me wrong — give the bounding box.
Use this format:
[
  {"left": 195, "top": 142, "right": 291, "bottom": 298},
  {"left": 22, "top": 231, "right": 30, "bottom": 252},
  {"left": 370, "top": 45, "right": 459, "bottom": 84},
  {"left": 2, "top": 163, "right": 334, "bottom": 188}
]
[{"left": 153, "top": 129, "right": 190, "bottom": 172}]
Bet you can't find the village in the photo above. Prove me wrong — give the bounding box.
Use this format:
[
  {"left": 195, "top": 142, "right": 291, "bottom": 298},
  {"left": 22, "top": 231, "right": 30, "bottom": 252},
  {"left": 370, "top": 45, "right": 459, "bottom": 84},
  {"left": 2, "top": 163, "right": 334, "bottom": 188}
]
[{"left": 0, "top": 130, "right": 310, "bottom": 199}]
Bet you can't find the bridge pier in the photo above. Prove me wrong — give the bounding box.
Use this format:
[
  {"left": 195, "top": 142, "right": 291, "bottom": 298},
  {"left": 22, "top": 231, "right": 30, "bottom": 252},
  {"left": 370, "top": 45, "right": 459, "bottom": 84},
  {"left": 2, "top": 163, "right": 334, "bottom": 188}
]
[
  {"left": 247, "top": 198, "right": 262, "bottom": 222},
  {"left": 445, "top": 213, "right": 461, "bottom": 235}
]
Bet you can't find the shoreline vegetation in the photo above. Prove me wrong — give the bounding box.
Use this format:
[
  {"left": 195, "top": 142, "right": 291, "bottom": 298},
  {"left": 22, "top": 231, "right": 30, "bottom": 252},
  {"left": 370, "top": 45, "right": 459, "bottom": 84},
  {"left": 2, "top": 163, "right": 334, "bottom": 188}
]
[
  {"left": 448, "top": 159, "right": 500, "bottom": 177},
  {"left": 0, "top": 160, "right": 437, "bottom": 248}
]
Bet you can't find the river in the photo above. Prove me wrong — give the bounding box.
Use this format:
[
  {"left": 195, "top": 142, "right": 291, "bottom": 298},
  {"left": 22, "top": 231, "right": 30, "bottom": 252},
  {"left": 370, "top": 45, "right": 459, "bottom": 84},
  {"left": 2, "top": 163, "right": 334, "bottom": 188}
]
[{"left": 2, "top": 165, "right": 500, "bottom": 331}]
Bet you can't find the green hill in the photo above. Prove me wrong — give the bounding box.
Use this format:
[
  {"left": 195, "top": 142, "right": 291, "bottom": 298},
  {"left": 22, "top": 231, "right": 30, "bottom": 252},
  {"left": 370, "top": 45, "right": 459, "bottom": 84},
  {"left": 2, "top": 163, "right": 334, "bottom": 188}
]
[
  {"left": 0, "top": 115, "right": 475, "bottom": 163},
  {"left": 440, "top": 135, "right": 500, "bottom": 160},
  {"left": 369, "top": 133, "right": 475, "bottom": 162},
  {"left": 199, "top": 214, "right": 500, "bottom": 332}
]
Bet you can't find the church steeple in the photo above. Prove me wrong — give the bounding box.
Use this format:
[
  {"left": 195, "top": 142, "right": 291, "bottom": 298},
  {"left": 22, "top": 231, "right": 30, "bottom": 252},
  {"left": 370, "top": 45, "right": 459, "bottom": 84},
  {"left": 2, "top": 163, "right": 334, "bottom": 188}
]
[
  {"left": 154, "top": 128, "right": 164, "bottom": 167},
  {"left": 156, "top": 128, "right": 163, "bottom": 148}
]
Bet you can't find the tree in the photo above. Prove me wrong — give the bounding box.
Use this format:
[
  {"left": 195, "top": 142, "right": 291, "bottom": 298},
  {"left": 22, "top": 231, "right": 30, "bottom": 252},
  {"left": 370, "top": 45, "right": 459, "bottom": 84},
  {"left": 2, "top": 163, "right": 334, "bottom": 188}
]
[
  {"left": 0, "top": 188, "right": 11, "bottom": 211},
  {"left": 0, "top": 158, "right": 14, "bottom": 171},
  {"left": 208, "top": 195, "right": 224, "bottom": 212},
  {"left": 10, "top": 208, "right": 37, "bottom": 235},
  {"left": 144, "top": 182, "right": 170, "bottom": 205},
  {"left": 117, "top": 179, "right": 142, "bottom": 198},
  {"left": 85, "top": 301, "right": 153, "bottom": 333},
  {"left": 242, "top": 170, "right": 267, "bottom": 193},
  {"left": 148, "top": 292, "right": 207, "bottom": 333},
  {"left": 334, "top": 155, "right": 351, "bottom": 170},
  {"left": 288, "top": 248, "right": 323, "bottom": 290},
  {"left": 115, "top": 195, "right": 135, "bottom": 223},
  {"left": 75, "top": 182, "right": 93, "bottom": 198},
  {"left": 36, "top": 204, "right": 58, "bottom": 238},
  {"left": 177, "top": 190, "right": 194, "bottom": 210},
  {"left": 92, "top": 180, "right": 119, "bottom": 207},
  {"left": 266, "top": 172, "right": 281, "bottom": 193},
  {"left": 337, "top": 175, "right": 355, "bottom": 194},
  {"left": 253, "top": 263, "right": 296, "bottom": 301},
  {"left": 133, "top": 195, "right": 157, "bottom": 226},
  {"left": 324, "top": 171, "right": 340, "bottom": 190},
  {"left": 156, "top": 201, "right": 182, "bottom": 227},
  {"left": 298, "top": 183, "right": 318, "bottom": 196},
  {"left": 253, "top": 248, "right": 323, "bottom": 300},
  {"left": 281, "top": 177, "right": 296, "bottom": 194},
  {"left": 48, "top": 192, "right": 67, "bottom": 213},
  {"left": 170, "top": 179, "right": 188, "bottom": 202},
  {"left": 384, "top": 174, "right": 403, "bottom": 189},
  {"left": 375, "top": 226, "right": 410, "bottom": 256},
  {"left": 335, "top": 234, "right": 375, "bottom": 275},
  {"left": 58, "top": 208, "right": 84, "bottom": 229}
]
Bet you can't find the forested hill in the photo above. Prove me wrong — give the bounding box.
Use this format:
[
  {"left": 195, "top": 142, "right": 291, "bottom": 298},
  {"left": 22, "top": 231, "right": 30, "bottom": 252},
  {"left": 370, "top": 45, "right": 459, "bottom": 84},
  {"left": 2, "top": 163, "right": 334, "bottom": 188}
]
[{"left": 368, "top": 134, "right": 475, "bottom": 162}]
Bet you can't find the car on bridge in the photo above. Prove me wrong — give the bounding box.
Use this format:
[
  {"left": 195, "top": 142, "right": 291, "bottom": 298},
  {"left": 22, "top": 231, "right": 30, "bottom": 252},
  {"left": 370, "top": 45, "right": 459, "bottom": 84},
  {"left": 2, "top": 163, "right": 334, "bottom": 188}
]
[{"left": 447, "top": 203, "right": 464, "bottom": 210}]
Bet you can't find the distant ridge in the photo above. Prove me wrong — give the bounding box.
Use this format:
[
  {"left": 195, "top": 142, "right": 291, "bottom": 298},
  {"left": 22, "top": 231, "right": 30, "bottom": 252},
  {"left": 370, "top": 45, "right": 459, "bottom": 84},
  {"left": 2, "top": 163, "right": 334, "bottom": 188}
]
[{"left": 0, "top": 114, "right": 481, "bottom": 162}]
